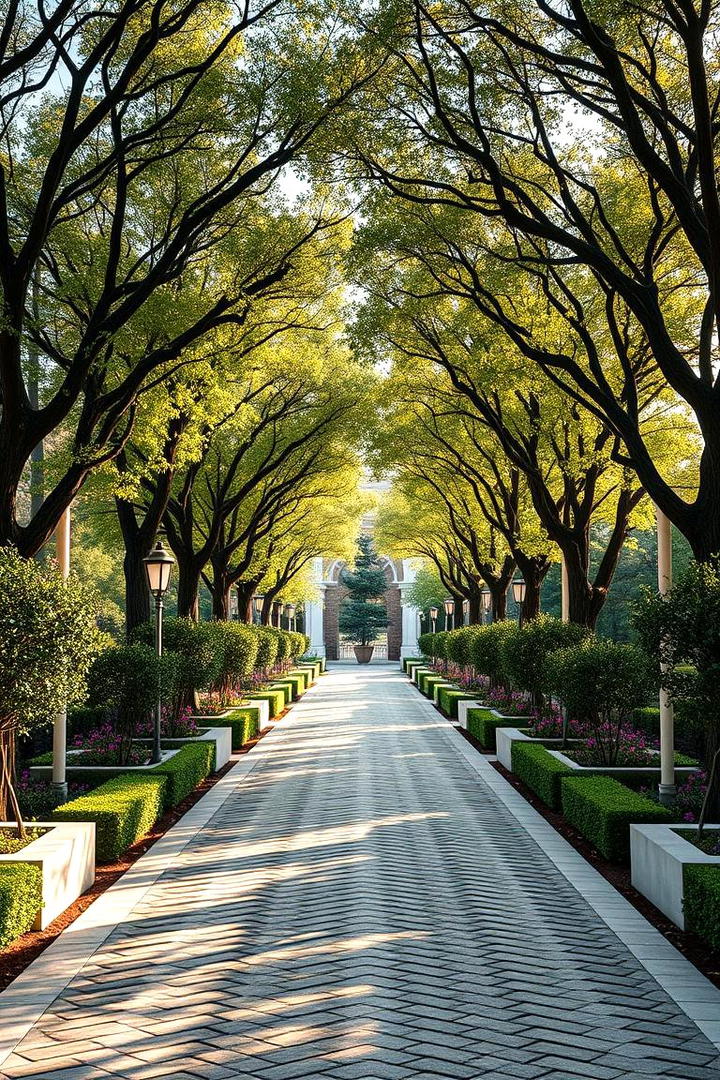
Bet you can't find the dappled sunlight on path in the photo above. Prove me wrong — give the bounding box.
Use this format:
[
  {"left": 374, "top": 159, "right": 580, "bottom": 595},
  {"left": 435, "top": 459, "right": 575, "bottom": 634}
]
[{"left": 2, "top": 665, "right": 720, "bottom": 1079}]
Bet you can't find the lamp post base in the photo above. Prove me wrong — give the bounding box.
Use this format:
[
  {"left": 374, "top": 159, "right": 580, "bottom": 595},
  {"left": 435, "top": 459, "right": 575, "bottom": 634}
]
[{"left": 658, "top": 783, "right": 677, "bottom": 806}]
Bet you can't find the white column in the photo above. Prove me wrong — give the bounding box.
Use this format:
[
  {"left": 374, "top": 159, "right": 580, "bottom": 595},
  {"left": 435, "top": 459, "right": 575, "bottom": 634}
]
[
  {"left": 656, "top": 505, "right": 675, "bottom": 804},
  {"left": 561, "top": 556, "right": 570, "bottom": 622},
  {"left": 53, "top": 506, "right": 71, "bottom": 802},
  {"left": 399, "top": 585, "right": 420, "bottom": 659},
  {"left": 306, "top": 588, "right": 326, "bottom": 658}
]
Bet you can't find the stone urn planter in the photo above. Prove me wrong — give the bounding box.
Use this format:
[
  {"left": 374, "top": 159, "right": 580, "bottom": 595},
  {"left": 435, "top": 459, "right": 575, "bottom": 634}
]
[{"left": 354, "top": 645, "right": 374, "bottom": 664}]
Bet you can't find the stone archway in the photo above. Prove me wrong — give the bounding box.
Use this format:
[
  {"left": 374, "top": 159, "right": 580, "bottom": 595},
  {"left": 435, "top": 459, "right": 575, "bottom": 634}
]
[{"left": 303, "top": 556, "right": 419, "bottom": 661}]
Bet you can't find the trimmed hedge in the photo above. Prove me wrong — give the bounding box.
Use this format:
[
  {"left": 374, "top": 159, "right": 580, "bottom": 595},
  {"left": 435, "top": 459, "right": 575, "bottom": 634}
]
[
  {"left": 561, "top": 775, "right": 673, "bottom": 862},
  {"left": 152, "top": 742, "right": 215, "bottom": 809},
  {"left": 251, "top": 688, "right": 286, "bottom": 718},
  {"left": 274, "top": 672, "right": 306, "bottom": 700},
  {"left": 0, "top": 864, "right": 42, "bottom": 947},
  {"left": 437, "top": 687, "right": 477, "bottom": 718},
  {"left": 402, "top": 657, "right": 424, "bottom": 673},
  {"left": 684, "top": 865, "right": 720, "bottom": 951},
  {"left": 52, "top": 774, "right": 167, "bottom": 863},
  {"left": 214, "top": 707, "right": 260, "bottom": 750},
  {"left": 467, "top": 709, "right": 515, "bottom": 751},
  {"left": 511, "top": 741, "right": 573, "bottom": 809},
  {"left": 418, "top": 672, "right": 446, "bottom": 696},
  {"left": 269, "top": 682, "right": 292, "bottom": 706}
]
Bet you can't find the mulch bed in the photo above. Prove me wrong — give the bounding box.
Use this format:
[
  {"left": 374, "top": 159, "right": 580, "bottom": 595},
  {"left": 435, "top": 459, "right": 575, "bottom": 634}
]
[
  {"left": 454, "top": 721, "right": 720, "bottom": 991},
  {"left": 0, "top": 715, "right": 286, "bottom": 994}
]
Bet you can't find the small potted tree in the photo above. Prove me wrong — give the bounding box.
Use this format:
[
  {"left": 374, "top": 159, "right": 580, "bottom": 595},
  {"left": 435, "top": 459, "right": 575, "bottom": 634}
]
[{"left": 338, "top": 535, "right": 390, "bottom": 663}]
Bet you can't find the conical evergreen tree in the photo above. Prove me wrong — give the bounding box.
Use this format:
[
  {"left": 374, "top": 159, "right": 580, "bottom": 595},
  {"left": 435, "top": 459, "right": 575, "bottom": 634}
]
[{"left": 338, "top": 535, "right": 390, "bottom": 646}]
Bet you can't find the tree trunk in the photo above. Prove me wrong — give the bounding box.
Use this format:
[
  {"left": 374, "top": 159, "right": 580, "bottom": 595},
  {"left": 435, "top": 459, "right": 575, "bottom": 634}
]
[
  {"left": 453, "top": 597, "right": 464, "bottom": 628},
  {"left": 491, "top": 587, "right": 507, "bottom": 621},
  {"left": 176, "top": 560, "right": 201, "bottom": 620},
  {"left": 562, "top": 544, "right": 603, "bottom": 628},
  {"left": 211, "top": 580, "right": 231, "bottom": 620},
  {"left": 236, "top": 582, "right": 256, "bottom": 624},
  {"left": 124, "top": 546, "right": 152, "bottom": 635},
  {"left": 0, "top": 718, "right": 23, "bottom": 833},
  {"left": 516, "top": 554, "right": 550, "bottom": 623}
]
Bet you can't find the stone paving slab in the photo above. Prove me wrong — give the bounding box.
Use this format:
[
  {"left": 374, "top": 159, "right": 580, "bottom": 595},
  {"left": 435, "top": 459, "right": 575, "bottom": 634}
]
[{"left": 1, "top": 666, "right": 719, "bottom": 1080}]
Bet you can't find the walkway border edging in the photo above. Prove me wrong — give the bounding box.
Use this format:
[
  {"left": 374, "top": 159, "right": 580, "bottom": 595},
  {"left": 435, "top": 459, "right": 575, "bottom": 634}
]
[
  {"left": 0, "top": 688, "right": 314, "bottom": 1068},
  {"left": 411, "top": 686, "right": 720, "bottom": 1051}
]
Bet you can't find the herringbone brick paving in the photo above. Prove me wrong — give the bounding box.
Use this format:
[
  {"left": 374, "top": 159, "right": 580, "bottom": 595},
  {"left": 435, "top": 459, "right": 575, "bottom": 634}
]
[{"left": 2, "top": 666, "right": 719, "bottom": 1079}]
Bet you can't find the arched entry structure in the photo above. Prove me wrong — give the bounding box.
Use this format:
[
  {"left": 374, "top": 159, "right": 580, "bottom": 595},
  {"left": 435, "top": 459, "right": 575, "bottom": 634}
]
[{"left": 304, "top": 556, "right": 420, "bottom": 661}]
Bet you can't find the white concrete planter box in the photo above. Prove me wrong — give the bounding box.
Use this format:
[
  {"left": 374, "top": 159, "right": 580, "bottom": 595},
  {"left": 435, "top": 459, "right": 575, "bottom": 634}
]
[
  {"left": 412, "top": 666, "right": 433, "bottom": 685},
  {"left": 630, "top": 824, "right": 720, "bottom": 930},
  {"left": 246, "top": 697, "right": 271, "bottom": 729},
  {"left": 30, "top": 747, "right": 180, "bottom": 781},
  {"left": 456, "top": 702, "right": 513, "bottom": 731},
  {"left": 495, "top": 726, "right": 534, "bottom": 771},
  {"left": 457, "top": 700, "right": 484, "bottom": 730},
  {"left": 547, "top": 748, "right": 699, "bottom": 782},
  {"left": 406, "top": 661, "right": 426, "bottom": 679},
  {"left": 0, "top": 821, "right": 95, "bottom": 930},
  {"left": 155, "top": 726, "right": 232, "bottom": 770}
]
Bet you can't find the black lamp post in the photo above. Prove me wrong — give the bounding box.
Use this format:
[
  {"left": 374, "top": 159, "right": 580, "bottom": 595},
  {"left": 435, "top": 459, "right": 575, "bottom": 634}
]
[
  {"left": 443, "top": 597, "right": 454, "bottom": 631},
  {"left": 429, "top": 605, "right": 438, "bottom": 634},
  {"left": 462, "top": 598, "right": 470, "bottom": 625},
  {"left": 481, "top": 588, "right": 492, "bottom": 623},
  {"left": 253, "top": 594, "right": 264, "bottom": 625},
  {"left": 511, "top": 579, "right": 526, "bottom": 626},
  {"left": 273, "top": 598, "right": 283, "bottom": 628},
  {"left": 285, "top": 602, "right": 296, "bottom": 631},
  {"left": 143, "top": 539, "right": 174, "bottom": 764}
]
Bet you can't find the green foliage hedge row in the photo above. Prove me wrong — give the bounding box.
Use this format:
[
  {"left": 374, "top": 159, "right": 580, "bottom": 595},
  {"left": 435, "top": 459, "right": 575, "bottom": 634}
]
[
  {"left": 152, "top": 742, "right": 214, "bottom": 808},
  {"left": 215, "top": 707, "right": 260, "bottom": 750},
  {"left": 466, "top": 709, "right": 515, "bottom": 751},
  {"left": 436, "top": 687, "right": 477, "bottom": 718},
  {"left": 684, "top": 866, "right": 720, "bottom": 951},
  {"left": 560, "top": 776, "right": 673, "bottom": 862},
  {"left": 53, "top": 774, "right": 167, "bottom": 863},
  {"left": 511, "top": 742, "right": 574, "bottom": 809},
  {"left": 0, "top": 864, "right": 42, "bottom": 947},
  {"left": 51, "top": 743, "right": 216, "bottom": 862},
  {"left": 251, "top": 688, "right": 286, "bottom": 718},
  {"left": 418, "top": 672, "right": 446, "bottom": 696}
]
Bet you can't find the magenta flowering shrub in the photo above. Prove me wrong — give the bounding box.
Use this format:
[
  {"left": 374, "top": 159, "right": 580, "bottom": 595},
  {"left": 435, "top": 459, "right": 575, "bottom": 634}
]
[
  {"left": 17, "top": 771, "right": 89, "bottom": 820},
  {"left": 570, "top": 723, "right": 658, "bottom": 766},
  {"left": 674, "top": 771, "right": 708, "bottom": 823},
  {"left": 486, "top": 687, "right": 536, "bottom": 717},
  {"left": 136, "top": 705, "right": 199, "bottom": 739},
  {"left": 72, "top": 724, "right": 149, "bottom": 766},
  {"left": 527, "top": 705, "right": 573, "bottom": 738}
]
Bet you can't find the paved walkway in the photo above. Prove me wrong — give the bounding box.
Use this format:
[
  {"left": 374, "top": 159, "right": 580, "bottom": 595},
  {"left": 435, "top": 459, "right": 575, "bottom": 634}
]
[{"left": 2, "top": 666, "right": 720, "bottom": 1080}]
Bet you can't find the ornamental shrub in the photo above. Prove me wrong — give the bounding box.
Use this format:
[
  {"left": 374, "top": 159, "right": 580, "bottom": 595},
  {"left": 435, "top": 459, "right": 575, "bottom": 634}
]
[
  {"left": 545, "top": 640, "right": 655, "bottom": 765},
  {"left": 0, "top": 546, "right": 104, "bottom": 827},
  {"left": 560, "top": 775, "right": 672, "bottom": 862},
  {"left": 254, "top": 626, "right": 279, "bottom": 671},
  {"left": 445, "top": 626, "right": 483, "bottom": 669},
  {"left": 212, "top": 622, "right": 259, "bottom": 700},
  {"left": 436, "top": 687, "right": 477, "bottom": 718},
  {"left": 468, "top": 621, "right": 517, "bottom": 687},
  {"left": 467, "top": 709, "right": 516, "bottom": 752},
  {"left": 0, "top": 864, "right": 42, "bottom": 947},
  {"left": 684, "top": 865, "right": 720, "bottom": 951},
  {"left": 88, "top": 643, "right": 172, "bottom": 763},
  {"left": 501, "top": 615, "right": 589, "bottom": 704},
  {"left": 134, "top": 617, "right": 220, "bottom": 716}
]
